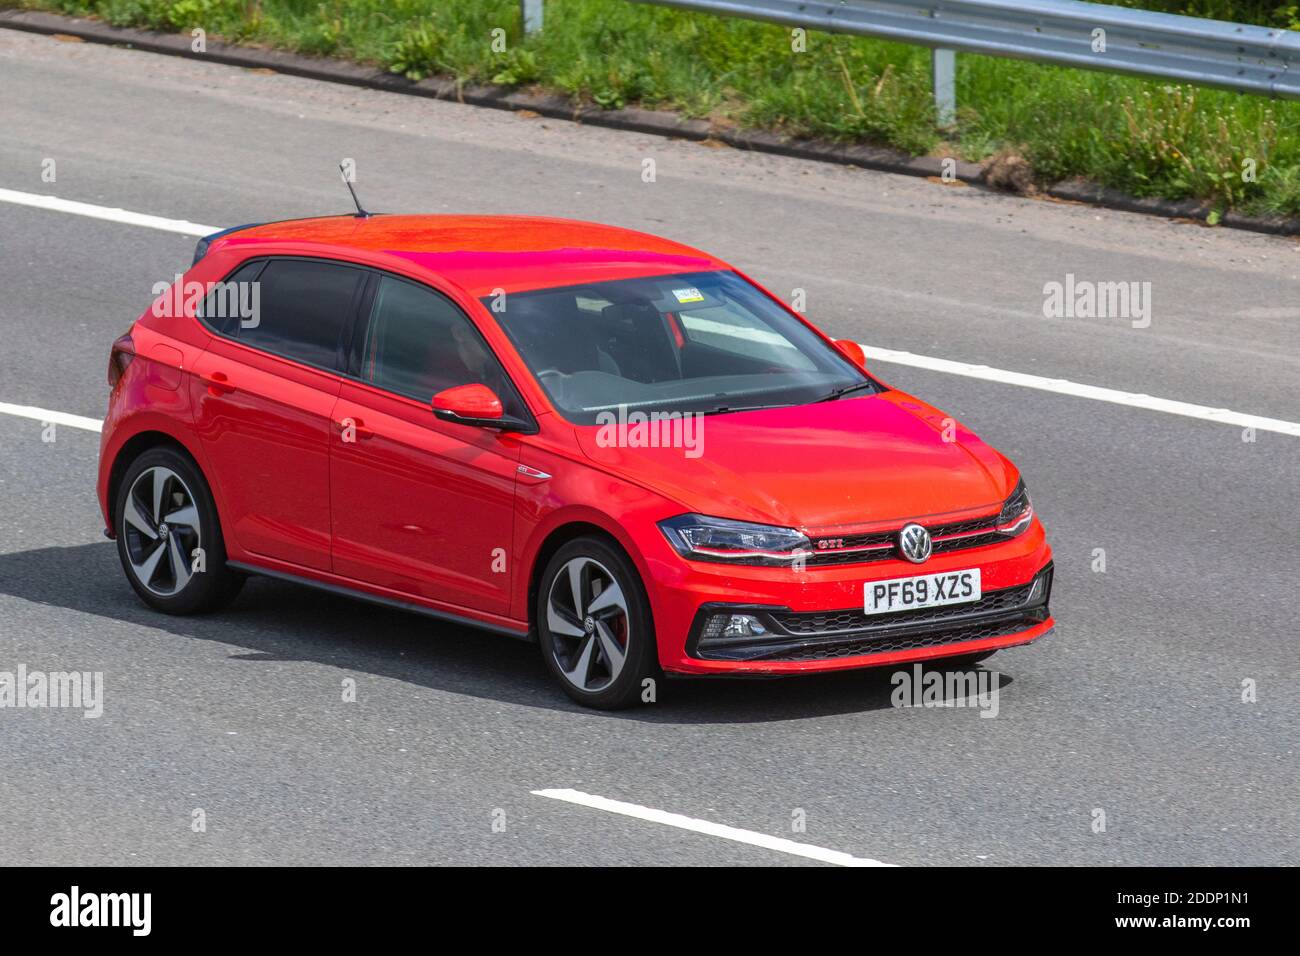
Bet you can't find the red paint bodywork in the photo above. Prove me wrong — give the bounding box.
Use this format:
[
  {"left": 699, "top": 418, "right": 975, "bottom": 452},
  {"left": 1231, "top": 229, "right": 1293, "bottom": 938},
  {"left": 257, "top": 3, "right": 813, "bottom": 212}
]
[{"left": 98, "top": 214, "right": 1054, "bottom": 675}]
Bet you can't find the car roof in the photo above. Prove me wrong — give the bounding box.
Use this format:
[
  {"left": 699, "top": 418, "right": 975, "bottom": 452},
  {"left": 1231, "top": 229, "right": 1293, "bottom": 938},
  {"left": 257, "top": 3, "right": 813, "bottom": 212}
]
[{"left": 213, "top": 214, "right": 729, "bottom": 297}]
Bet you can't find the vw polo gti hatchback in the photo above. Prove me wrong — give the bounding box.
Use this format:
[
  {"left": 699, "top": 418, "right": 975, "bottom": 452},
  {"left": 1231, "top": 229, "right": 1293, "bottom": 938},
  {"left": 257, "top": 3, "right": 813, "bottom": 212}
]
[{"left": 98, "top": 214, "right": 1054, "bottom": 708}]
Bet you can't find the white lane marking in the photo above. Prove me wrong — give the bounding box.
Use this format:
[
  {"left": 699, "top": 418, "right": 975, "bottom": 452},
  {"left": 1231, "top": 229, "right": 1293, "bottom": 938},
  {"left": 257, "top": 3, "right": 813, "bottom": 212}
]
[
  {"left": 2, "top": 348, "right": 1297, "bottom": 443},
  {"left": 0, "top": 187, "right": 1294, "bottom": 438},
  {"left": 859, "top": 344, "right": 1300, "bottom": 438},
  {"left": 0, "top": 402, "right": 102, "bottom": 433},
  {"left": 0, "top": 187, "right": 218, "bottom": 237},
  {"left": 532, "top": 788, "right": 895, "bottom": 866}
]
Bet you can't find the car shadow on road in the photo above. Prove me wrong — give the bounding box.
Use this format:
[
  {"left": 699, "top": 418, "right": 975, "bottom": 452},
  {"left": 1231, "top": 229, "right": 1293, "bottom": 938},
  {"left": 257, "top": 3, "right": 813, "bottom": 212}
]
[{"left": 0, "top": 543, "right": 1012, "bottom": 724}]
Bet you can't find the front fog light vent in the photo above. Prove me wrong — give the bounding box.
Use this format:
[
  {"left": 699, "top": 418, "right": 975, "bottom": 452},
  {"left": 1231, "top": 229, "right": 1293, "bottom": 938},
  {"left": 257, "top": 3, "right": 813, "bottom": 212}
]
[{"left": 705, "top": 613, "right": 767, "bottom": 640}]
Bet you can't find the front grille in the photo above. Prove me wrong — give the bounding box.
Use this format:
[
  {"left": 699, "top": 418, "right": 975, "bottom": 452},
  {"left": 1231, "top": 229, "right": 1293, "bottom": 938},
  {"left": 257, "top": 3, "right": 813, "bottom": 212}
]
[
  {"left": 933, "top": 531, "right": 1005, "bottom": 554},
  {"left": 804, "top": 547, "right": 893, "bottom": 567},
  {"left": 933, "top": 514, "right": 1005, "bottom": 537},
  {"left": 804, "top": 511, "right": 1005, "bottom": 566},
  {"left": 689, "top": 564, "right": 1053, "bottom": 662}
]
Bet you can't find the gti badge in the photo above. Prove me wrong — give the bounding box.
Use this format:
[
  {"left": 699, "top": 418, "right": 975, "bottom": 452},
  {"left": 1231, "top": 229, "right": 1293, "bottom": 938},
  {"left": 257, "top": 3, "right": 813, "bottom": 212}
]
[{"left": 898, "top": 523, "right": 932, "bottom": 564}]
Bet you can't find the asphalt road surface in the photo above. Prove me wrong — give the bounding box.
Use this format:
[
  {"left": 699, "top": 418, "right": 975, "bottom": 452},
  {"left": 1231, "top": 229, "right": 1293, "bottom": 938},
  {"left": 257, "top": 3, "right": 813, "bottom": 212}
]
[{"left": 0, "top": 29, "right": 1296, "bottom": 866}]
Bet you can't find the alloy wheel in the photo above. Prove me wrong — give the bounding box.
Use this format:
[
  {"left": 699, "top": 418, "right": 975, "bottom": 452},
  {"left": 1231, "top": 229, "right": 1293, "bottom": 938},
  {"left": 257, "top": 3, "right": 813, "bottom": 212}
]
[
  {"left": 122, "top": 466, "right": 202, "bottom": 597},
  {"left": 546, "top": 556, "right": 630, "bottom": 693}
]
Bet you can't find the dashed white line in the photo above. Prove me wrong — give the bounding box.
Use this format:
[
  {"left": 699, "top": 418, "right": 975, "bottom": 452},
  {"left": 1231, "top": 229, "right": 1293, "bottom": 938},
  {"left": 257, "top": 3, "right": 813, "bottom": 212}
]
[
  {"left": 859, "top": 345, "right": 1300, "bottom": 438},
  {"left": 2, "top": 187, "right": 1296, "bottom": 438},
  {"left": 0, "top": 187, "right": 218, "bottom": 237},
  {"left": 531, "top": 788, "right": 895, "bottom": 866},
  {"left": 0, "top": 402, "right": 102, "bottom": 433}
]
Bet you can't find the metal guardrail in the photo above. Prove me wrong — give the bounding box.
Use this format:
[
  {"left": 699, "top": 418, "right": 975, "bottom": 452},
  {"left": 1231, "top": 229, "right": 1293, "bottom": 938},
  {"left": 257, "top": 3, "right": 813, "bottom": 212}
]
[
  {"left": 523, "top": 0, "right": 1300, "bottom": 123},
  {"left": 522, "top": 0, "right": 544, "bottom": 34}
]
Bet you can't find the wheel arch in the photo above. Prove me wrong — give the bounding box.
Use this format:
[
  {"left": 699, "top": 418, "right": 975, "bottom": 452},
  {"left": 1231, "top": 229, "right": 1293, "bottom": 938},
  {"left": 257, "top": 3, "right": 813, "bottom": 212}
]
[
  {"left": 107, "top": 430, "right": 212, "bottom": 527},
  {"left": 526, "top": 521, "right": 649, "bottom": 639}
]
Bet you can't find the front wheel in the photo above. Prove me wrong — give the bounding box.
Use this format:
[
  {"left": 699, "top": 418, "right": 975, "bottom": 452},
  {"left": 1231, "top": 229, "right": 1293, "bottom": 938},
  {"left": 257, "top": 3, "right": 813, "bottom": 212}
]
[
  {"left": 536, "top": 537, "right": 660, "bottom": 709},
  {"left": 114, "top": 446, "right": 244, "bottom": 614}
]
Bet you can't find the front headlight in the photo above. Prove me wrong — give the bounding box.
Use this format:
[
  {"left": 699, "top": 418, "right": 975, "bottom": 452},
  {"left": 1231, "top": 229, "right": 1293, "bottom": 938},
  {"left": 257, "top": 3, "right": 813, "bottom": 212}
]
[
  {"left": 996, "top": 479, "right": 1033, "bottom": 536},
  {"left": 658, "top": 514, "right": 811, "bottom": 566}
]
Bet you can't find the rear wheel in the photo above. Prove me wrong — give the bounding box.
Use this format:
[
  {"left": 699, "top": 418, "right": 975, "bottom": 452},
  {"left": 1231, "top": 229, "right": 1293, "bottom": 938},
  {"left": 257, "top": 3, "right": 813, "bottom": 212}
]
[
  {"left": 114, "top": 447, "right": 243, "bottom": 614},
  {"left": 536, "top": 537, "right": 659, "bottom": 709}
]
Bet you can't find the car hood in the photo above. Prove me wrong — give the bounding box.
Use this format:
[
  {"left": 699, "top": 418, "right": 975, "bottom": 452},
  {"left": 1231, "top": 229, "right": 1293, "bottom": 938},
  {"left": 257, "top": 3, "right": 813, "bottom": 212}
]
[{"left": 574, "top": 391, "right": 1017, "bottom": 532}]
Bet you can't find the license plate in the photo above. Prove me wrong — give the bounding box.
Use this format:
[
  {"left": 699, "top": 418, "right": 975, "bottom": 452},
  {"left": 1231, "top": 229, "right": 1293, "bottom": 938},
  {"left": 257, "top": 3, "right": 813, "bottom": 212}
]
[{"left": 864, "top": 569, "right": 981, "bottom": 614}]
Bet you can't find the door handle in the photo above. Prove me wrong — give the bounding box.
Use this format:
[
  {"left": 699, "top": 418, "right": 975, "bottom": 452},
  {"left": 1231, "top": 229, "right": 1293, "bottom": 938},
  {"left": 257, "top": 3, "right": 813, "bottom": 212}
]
[
  {"left": 336, "top": 417, "right": 375, "bottom": 441},
  {"left": 200, "top": 371, "right": 235, "bottom": 395}
]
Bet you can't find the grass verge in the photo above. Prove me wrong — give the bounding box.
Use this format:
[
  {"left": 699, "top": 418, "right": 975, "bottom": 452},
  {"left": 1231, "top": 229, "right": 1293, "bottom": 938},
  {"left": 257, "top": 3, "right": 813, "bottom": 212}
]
[{"left": 10, "top": 0, "right": 1300, "bottom": 218}]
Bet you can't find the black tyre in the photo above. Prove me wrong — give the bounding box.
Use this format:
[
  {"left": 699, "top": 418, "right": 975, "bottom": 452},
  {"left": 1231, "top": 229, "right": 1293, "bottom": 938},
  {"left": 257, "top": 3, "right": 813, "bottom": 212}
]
[
  {"left": 114, "top": 446, "right": 243, "bottom": 614},
  {"left": 536, "top": 536, "right": 660, "bottom": 709}
]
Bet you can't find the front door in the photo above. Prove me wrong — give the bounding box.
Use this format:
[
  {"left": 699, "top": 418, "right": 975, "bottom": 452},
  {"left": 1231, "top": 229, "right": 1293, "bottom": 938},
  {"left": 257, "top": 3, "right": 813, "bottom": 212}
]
[{"left": 329, "top": 274, "right": 523, "bottom": 616}]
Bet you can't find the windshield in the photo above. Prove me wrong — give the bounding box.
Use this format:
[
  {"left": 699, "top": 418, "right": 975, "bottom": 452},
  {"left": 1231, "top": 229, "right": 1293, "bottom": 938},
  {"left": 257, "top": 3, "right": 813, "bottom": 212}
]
[{"left": 483, "top": 271, "right": 878, "bottom": 425}]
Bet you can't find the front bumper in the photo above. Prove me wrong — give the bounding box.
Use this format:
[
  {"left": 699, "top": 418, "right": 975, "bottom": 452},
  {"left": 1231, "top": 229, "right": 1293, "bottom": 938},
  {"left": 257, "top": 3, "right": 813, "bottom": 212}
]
[
  {"left": 644, "top": 518, "right": 1054, "bottom": 675},
  {"left": 689, "top": 563, "right": 1051, "bottom": 662}
]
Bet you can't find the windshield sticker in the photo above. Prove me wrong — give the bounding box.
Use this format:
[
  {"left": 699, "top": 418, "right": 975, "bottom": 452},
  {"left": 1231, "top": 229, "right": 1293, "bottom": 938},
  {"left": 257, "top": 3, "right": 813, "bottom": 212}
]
[{"left": 671, "top": 287, "right": 705, "bottom": 304}]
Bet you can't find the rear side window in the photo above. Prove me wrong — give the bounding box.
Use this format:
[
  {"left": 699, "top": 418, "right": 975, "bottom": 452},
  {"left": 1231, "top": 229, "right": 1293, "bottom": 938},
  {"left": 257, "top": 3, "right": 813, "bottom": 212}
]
[{"left": 234, "top": 259, "right": 365, "bottom": 370}]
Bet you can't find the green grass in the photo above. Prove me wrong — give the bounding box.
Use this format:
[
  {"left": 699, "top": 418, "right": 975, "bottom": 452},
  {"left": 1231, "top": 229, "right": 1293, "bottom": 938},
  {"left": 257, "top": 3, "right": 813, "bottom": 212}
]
[
  {"left": 13, "top": 0, "right": 1300, "bottom": 217},
  {"left": 1112, "top": 1, "right": 1299, "bottom": 29}
]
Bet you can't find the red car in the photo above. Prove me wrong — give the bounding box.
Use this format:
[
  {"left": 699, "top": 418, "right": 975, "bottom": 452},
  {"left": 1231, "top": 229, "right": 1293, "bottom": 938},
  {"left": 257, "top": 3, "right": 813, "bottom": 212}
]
[{"left": 98, "top": 214, "right": 1054, "bottom": 708}]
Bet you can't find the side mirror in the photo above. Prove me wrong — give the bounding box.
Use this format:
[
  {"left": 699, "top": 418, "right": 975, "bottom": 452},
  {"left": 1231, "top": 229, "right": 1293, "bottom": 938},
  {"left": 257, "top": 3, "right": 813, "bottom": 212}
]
[
  {"left": 834, "top": 339, "right": 867, "bottom": 370},
  {"left": 432, "top": 383, "right": 531, "bottom": 432}
]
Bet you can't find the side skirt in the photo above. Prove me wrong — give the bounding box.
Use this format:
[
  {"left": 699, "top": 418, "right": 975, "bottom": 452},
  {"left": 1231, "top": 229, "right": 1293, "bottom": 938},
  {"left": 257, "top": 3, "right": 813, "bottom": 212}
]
[{"left": 227, "top": 560, "right": 534, "bottom": 642}]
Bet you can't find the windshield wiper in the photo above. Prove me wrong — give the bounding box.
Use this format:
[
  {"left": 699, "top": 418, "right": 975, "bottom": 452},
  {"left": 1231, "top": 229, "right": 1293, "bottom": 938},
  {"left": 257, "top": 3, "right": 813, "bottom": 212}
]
[
  {"left": 815, "top": 381, "right": 876, "bottom": 403},
  {"left": 699, "top": 402, "right": 794, "bottom": 417}
]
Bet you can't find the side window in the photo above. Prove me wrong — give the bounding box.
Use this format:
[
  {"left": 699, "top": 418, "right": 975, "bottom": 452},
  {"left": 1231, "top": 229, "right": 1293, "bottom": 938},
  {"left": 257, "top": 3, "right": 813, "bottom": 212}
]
[
  {"left": 361, "top": 275, "right": 525, "bottom": 417},
  {"left": 235, "top": 259, "right": 364, "bottom": 370}
]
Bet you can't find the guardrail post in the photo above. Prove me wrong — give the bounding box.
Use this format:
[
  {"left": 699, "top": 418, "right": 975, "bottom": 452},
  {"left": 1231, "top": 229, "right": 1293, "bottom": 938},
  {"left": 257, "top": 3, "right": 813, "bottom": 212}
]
[
  {"left": 931, "top": 47, "right": 956, "bottom": 126},
  {"left": 522, "top": 0, "right": 543, "bottom": 35}
]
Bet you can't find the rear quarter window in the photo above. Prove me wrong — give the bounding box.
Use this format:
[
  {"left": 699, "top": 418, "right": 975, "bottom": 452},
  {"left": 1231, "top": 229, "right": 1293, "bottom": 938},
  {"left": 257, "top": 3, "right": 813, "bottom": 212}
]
[{"left": 197, "top": 260, "right": 264, "bottom": 336}]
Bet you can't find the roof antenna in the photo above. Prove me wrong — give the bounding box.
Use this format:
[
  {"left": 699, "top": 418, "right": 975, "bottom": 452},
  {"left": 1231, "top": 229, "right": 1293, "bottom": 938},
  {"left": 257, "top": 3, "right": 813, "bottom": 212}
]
[{"left": 338, "top": 162, "right": 370, "bottom": 218}]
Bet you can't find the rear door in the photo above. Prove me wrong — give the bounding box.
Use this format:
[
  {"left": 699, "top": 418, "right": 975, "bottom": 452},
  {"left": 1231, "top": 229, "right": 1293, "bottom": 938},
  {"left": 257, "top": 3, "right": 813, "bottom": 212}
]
[{"left": 192, "top": 257, "right": 366, "bottom": 571}]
